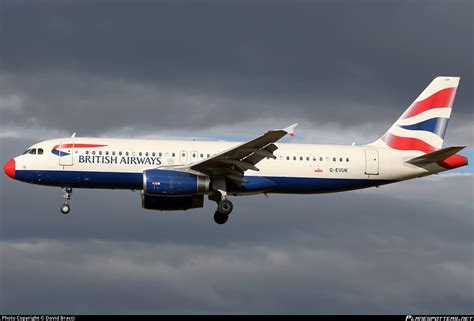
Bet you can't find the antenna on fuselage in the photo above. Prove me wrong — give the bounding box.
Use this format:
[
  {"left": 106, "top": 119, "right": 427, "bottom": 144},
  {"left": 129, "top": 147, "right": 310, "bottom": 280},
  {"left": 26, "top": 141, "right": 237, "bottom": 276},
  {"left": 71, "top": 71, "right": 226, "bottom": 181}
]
[{"left": 71, "top": 132, "right": 76, "bottom": 138}]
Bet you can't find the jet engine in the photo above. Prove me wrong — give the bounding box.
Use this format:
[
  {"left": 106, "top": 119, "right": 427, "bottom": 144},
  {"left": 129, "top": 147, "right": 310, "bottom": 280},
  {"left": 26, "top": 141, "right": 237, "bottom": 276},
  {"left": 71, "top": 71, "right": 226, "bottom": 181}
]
[
  {"left": 141, "top": 193, "right": 204, "bottom": 211},
  {"left": 143, "top": 169, "right": 210, "bottom": 196}
]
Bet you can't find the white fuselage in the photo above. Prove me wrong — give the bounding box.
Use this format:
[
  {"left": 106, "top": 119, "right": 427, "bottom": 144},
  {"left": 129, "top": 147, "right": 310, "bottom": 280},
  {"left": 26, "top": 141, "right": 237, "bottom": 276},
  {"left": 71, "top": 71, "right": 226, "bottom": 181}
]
[{"left": 12, "top": 137, "right": 444, "bottom": 194}]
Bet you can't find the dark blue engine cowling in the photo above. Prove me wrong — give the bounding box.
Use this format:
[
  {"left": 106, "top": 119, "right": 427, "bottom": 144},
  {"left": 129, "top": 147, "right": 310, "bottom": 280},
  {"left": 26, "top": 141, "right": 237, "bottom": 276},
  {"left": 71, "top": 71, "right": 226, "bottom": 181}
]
[
  {"left": 141, "top": 193, "right": 204, "bottom": 211},
  {"left": 143, "top": 169, "right": 210, "bottom": 196}
]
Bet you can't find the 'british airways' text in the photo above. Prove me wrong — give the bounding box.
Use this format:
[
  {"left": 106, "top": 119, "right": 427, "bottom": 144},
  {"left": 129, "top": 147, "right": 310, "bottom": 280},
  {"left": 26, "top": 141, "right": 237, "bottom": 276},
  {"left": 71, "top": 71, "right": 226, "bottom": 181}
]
[{"left": 78, "top": 155, "right": 161, "bottom": 165}]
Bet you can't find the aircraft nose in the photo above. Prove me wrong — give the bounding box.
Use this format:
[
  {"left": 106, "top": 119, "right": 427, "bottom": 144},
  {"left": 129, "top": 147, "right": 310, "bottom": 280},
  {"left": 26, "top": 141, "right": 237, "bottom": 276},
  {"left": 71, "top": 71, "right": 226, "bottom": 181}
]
[{"left": 3, "top": 159, "right": 16, "bottom": 179}]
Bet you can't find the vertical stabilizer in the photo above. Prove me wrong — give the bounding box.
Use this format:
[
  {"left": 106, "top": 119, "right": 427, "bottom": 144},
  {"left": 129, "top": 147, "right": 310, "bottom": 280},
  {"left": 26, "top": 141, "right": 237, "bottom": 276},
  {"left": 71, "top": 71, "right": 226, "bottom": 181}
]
[{"left": 369, "top": 76, "right": 460, "bottom": 153}]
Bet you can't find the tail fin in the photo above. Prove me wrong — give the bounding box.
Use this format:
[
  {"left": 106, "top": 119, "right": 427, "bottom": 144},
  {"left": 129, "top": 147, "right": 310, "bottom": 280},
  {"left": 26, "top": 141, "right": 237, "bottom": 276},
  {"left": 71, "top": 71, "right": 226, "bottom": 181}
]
[{"left": 370, "top": 76, "right": 460, "bottom": 153}]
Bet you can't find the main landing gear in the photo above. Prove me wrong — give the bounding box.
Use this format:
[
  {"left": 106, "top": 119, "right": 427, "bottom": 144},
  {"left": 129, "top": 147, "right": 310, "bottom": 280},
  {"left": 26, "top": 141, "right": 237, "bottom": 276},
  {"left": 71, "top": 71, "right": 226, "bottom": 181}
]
[
  {"left": 210, "top": 191, "right": 234, "bottom": 225},
  {"left": 60, "top": 187, "right": 72, "bottom": 215}
]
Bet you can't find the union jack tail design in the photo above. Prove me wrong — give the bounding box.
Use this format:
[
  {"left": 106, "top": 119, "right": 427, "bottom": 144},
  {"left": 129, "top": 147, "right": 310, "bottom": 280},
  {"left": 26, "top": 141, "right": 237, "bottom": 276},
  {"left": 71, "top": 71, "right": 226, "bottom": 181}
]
[{"left": 371, "top": 76, "right": 460, "bottom": 153}]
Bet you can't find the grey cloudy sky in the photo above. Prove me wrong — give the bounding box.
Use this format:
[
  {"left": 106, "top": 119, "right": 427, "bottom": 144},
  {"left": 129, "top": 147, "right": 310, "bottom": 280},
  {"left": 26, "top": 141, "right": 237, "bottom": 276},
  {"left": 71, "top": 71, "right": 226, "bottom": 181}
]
[{"left": 1, "top": 0, "right": 473, "bottom": 314}]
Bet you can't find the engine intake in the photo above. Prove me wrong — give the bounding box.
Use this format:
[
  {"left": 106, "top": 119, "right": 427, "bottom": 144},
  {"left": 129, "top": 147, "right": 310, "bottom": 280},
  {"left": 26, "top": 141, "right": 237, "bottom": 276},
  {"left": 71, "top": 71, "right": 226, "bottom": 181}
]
[{"left": 143, "top": 169, "right": 210, "bottom": 196}]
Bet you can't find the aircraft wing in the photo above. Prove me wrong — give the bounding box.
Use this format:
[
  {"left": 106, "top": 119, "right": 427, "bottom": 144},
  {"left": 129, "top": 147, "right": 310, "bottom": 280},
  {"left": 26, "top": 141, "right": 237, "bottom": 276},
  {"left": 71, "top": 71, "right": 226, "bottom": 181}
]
[{"left": 188, "top": 123, "right": 298, "bottom": 184}]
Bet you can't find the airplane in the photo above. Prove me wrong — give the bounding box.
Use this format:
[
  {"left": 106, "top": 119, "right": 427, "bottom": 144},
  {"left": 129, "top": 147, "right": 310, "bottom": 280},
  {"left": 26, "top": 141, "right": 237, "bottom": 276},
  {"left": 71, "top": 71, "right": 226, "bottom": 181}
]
[{"left": 3, "top": 76, "right": 468, "bottom": 224}]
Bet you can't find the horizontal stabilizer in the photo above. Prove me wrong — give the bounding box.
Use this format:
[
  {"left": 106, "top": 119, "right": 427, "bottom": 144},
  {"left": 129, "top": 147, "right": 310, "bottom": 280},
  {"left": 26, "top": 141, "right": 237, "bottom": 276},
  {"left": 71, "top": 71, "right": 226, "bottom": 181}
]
[{"left": 406, "top": 146, "right": 466, "bottom": 165}]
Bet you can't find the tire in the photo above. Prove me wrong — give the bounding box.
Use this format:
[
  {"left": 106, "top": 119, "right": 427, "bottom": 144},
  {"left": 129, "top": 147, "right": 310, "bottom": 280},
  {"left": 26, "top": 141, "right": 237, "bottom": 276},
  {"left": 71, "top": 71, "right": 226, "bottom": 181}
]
[
  {"left": 214, "top": 211, "right": 229, "bottom": 225},
  {"left": 60, "top": 204, "right": 70, "bottom": 215},
  {"left": 217, "top": 199, "right": 233, "bottom": 215}
]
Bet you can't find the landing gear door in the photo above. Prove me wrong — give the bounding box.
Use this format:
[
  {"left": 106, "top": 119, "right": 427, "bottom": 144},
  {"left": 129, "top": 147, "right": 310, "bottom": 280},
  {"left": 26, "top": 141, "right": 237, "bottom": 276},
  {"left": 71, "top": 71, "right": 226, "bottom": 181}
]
[
  {"left": 365, "top": 149, "right": 379, "bottom": 175},
  {"left": 58, "top": 141, "right": 74, "bottom": 166}
]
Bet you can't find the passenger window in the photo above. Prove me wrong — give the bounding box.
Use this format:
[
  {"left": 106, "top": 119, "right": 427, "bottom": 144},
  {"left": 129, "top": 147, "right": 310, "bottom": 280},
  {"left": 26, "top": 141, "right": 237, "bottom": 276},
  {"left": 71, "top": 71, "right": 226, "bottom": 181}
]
[
  {"left": 192, "top": 153, "right": 196, "bottom": 158},
  {"left": 306, "top": 157, "right": 310, "bottom": 161},
  {"left": 86, "top": 150, "right": 89, "bottom": 155},
  {"left": 172, "top": 153, "right": 176, "bottom": 157},
  {"left": 200, "top": 153, "right": 203, "bottom": 158},
  {"left": 293, "top": 156, "right": 296, "bottom": 160},
  {"left": 112, "top": 151, "right": 115, "bottom": 156},
  {"left": 340, "top": 158, "right": 343, "bottom": 162},
  {"left": 152, "top": 152, "right": 155, "bottom": 157},
  {"left": 313, "top": 157, "right": 317, "bottom": 161},
  {"left": 99, "top": 151, "right": 102, "bottom": 156},
  {"left": 158, "top": 152, "right": 162, "bottom": 157},
  {"left": 38, "top": 148, "right": 44, "bottom": 155},
  {"left": 333, "top": 157, "right": 336, "bottom": 162},
  {"left": 286, "top": 156, "right": 290, "bottom": 160},
  {"left": 145, "top": 152, "right": 149, "bottom": 156},
  {"left": 320, "top": 157, "right": 323, "bottom": 161},
  {"left": 207, "top": 154, "right": 210, "bottom": 158},
  {"left": 119, "top": 151, "right": 122, "bottom": 156},
  {"left": 139, "top": 152, "right": 142, "bottom": 156},
  {"left": 300, "top": 157, "right": 303, "bottom": 161},
  {"left": 92, "top": 151, "right": 96, "bottom": 155},
  {"left": 125, "top": 151, "right": 129, "bottom": 156},
  {"left": 105, "top": 151, "right": 109, "bottom": 156},
  {"left": 346, "top": 158, "right": 349, "bottom": 162}
]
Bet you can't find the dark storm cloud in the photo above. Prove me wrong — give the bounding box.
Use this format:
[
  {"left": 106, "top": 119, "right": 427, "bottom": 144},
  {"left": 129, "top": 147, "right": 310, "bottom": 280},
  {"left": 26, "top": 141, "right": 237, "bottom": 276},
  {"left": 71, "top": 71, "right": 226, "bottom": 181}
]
[{"left": 0, "top": 0, "right": 472, "bottom": 136}]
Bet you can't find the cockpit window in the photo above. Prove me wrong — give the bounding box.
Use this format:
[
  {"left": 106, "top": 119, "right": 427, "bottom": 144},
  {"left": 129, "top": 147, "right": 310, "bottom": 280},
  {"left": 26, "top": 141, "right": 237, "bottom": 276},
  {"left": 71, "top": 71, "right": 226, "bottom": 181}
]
[{"left": 22, "top": 148, "right": 43, "bottom": 155}]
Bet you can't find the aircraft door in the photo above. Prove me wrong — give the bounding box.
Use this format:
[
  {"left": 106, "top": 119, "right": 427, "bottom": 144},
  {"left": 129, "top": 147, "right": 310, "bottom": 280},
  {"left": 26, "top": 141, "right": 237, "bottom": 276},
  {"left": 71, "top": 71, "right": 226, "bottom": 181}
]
[
  {"left": 58, "top": 141, "right": 74, "bottom": 166},
  {"left": 365, "top": 149, "right": 379, "bottom": 175}
]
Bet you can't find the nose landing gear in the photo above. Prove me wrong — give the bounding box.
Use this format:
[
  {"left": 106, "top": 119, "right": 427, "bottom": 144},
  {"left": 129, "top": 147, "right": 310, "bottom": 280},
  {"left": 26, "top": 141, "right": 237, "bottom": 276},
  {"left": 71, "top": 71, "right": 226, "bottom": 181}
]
[
  {"left": 60, "top": 187, "right": 72, "bottom": 215},
  {"left": 60, "top": 203, "right": 70, "bottom": 215}
]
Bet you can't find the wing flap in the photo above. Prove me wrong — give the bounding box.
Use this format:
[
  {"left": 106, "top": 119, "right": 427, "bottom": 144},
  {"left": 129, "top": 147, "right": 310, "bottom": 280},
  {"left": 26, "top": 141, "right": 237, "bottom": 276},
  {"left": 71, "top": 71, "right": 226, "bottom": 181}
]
[
  {"left": 189, "top": 124, "right": 297, "bottom": 182},
  {"left": 244, "top": 143, "right": 278, "bottom": 165}
]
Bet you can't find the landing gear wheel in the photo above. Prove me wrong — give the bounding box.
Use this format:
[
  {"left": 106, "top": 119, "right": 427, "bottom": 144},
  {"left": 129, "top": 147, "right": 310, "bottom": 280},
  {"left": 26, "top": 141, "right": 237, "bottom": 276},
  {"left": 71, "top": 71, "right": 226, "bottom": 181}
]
[
  {"left": 60, "top": 187, "right": 72, "bottom": 215},
  {"left": 60, "top": 204, "right": 70, "bottom": 215},
  {"left": 217, "top": 199, "right": 233, "bottom": 215},
  {"left": 214, "top": 211, "right": 229, "bottom": 225}
]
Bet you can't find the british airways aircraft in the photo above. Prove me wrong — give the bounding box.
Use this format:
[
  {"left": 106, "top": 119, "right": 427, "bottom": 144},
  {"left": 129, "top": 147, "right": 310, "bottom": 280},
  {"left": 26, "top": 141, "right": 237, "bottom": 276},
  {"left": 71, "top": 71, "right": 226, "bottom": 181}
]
[{"left": 3, "top": 77, "right": 468, "bottom": 224}]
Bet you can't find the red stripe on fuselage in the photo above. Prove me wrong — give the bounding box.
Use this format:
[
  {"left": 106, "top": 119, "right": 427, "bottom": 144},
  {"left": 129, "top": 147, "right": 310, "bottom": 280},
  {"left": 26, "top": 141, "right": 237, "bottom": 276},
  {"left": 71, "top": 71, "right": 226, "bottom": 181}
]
[
  {"left": 53, "top": 144, "right": 108, "bottom": 150},
  {"left": 382, "top": 133, "right": 436, "bottom": 153},
  {"left": 402, "top": 87, "right": 456, "bottom": 119}
]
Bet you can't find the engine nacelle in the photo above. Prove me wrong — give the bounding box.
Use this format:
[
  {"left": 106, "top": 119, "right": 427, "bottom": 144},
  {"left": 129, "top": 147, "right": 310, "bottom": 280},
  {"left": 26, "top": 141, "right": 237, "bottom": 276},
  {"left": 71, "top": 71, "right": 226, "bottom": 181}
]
[
  {"left": 143, "top": 169, "right": 210, "bottom": 196},
  {"left": 141, "top": 193, "right": 204, "bottom": 211}
]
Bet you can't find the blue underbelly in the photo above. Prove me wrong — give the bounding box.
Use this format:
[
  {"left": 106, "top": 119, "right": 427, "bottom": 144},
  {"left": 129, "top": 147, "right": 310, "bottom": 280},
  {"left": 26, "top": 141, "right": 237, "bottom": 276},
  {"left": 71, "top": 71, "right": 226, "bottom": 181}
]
[
  {"left": 15, "top": 170, "right": 394, "bottom": 193},
  {"left": 15, "top": 170, "right": 143, "bottom": 189},
  {"left": 265, "top": 176, "right": 394, "bottom": 193}
]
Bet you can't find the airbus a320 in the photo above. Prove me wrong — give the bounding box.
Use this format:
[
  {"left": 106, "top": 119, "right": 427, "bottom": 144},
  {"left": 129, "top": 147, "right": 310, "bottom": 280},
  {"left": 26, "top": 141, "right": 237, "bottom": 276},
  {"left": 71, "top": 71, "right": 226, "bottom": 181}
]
[{"left": 4, "top": 77, "right": 468, "bottom": 224}]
